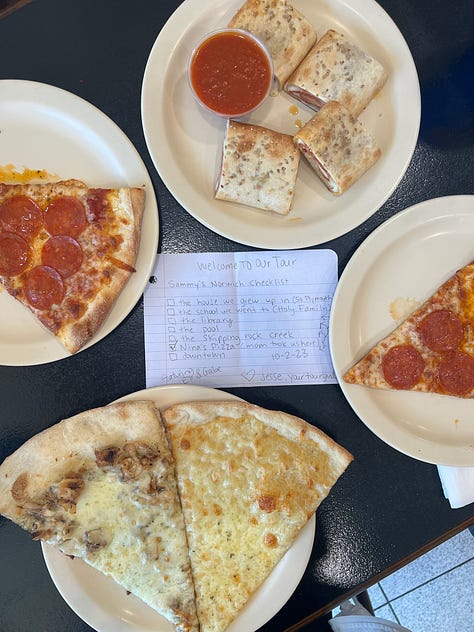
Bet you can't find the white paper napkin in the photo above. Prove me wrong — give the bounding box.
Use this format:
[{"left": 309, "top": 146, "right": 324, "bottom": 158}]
[{"left": 437, "top": 465, "right": 474, "bottom": 509}]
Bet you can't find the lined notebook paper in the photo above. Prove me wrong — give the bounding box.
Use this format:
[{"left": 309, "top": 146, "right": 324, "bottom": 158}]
[{"left": 144, "top": 250, "right": 338, "bottom": 388}]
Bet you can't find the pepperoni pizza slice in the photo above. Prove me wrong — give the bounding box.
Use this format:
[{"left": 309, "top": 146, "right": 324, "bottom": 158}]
[
  {"left": 344, "top": 259, "right": 474, "bottom": 398},
  {"left": 0, "top": 179, "right": 145, "bottom": 354}
]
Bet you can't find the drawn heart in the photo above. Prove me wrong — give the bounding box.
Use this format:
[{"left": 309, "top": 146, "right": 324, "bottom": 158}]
[{"left": 241, "top": 369, "right": 256, "bottom": 382}]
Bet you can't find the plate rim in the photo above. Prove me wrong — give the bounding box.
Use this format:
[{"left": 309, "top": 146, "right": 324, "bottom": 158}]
[
  {"left": 42, "top": 384, "right": 316, "bottom": 632},
  {"left": 0, "top": 78, "right": 159, "bottom": 366},
  {"left": 141, "top": 0, "right": 420, "bottom": 249},
  {"left": 329, "top": 195, "right": 474, "bottom": 466}
]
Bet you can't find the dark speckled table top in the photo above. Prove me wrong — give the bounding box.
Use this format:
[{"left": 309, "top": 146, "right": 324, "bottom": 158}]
[{"left": 0, "top": 1, "right": 473, "bottom": 631}]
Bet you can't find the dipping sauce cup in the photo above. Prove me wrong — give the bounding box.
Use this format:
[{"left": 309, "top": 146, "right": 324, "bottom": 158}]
[{"left": 188, "top": 28, "right": 274, "bottom": 118}]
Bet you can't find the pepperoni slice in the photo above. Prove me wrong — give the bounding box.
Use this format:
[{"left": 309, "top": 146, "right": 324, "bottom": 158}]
[
  {"left": 25, "top": 266, "right": 65, "bottom": 310},
  {"left": 0, "top": 232, "right": 31, "bottom": 276},
  {"left": 382, "top": 344, "right": 424, "bottom": 389},
  {"left": 44, "top": 196, "right": 87, "bottom": 238},
  {"left": 437, "top": 350, "right": 474, "bottom": 395},
  {"left": 418, "top": 309, "right": 464, "bottom": 352},
  {"left": 0, "top": 195, "right": 43, "bottom": 239},
  {"left": 42, "top": 235, "right": 83, "bottom": 278}
]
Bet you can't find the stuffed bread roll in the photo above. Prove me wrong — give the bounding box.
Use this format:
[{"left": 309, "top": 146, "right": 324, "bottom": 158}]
[
  {"left": 293, "top": 101, "right": 381, "bottom": 195},
  {"left": 285, "top": 29, "right": 388, "bottom": 117},
  {"left": 215, "top": 119, "right": 300, "bottom": 215},
  {"left": 228, "top": 0, "right": 316, "bottom": 92}
]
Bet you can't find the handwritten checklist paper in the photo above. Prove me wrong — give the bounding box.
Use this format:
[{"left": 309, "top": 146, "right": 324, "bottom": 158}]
[{"left": 144, "top": 250, "right": 338, "bottom": 388}]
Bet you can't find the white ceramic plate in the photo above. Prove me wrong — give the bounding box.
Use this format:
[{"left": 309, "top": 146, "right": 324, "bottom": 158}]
[
  {"left": 42, "top": 384, "right": 316, "bottom": 632},
  {"left": 0, "top": 79, "right": 159, "bottom": 366},
  {"left": 141, "top": 0, "right": 420, "bottom": 249},
  {"left": 330, "top": 196, "right": 474, "bottom": 466}
]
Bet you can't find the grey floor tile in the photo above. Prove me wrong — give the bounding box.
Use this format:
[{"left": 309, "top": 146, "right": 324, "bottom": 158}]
[
  {"left": 389, "top": 559, "right": 474, "bottom": 632},
  {"left": 379, "top": 529, "right": 474, "bottom": 600},
  {"left": 368, "top": 582, "right": 388, "bottom": 609}
]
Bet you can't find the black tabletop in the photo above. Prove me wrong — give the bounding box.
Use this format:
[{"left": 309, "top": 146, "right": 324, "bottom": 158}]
[{"left": 0, "top": 1, "right": 473, "bottom": 631}]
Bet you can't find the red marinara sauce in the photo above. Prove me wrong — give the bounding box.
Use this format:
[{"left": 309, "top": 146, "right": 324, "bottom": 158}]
[{"left": 189, "top": 29, "right": 273, "bottom": 117}]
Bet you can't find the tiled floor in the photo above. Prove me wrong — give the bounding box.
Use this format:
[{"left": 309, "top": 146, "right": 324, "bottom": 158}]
[{"left": 362, "top": 526, "right": 474, "bottom": 631}]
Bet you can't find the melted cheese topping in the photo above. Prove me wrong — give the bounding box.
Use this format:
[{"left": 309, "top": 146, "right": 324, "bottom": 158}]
[
  {"left": 172, "top": 416, "right": 326, "bottom": 632},
  {"left": 48, "top": 465, "right": 197, "bottom": 631},
  {"left": 0, "top": 164, "right": 58, "bottom": 183},
  {"left": 389, "top": 297, "right": 419, "bottom": 322}
]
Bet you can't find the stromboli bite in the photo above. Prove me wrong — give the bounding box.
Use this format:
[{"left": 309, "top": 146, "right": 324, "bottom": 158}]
[
  {"left": 293, "top": 101, "right": 381, "bottom": 195},
  {"left": 285, "top": 29, "right": 388, "bottom": 117},
  {"left": 215, "top": 119, "right": 300, "bottom": 215}
]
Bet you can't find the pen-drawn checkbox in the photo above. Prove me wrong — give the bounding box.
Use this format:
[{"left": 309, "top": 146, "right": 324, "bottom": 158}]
[
  {"left": 167, "top": 308, "right": 175, "bottom": 316},
  {"left": 169, "top": 352, "right": 177, "bottom": 361},
  {"left": 168, "top": 317, "right": 176, "bottom": 325},
  {"left": 167, "top": 298, "right": 175, "bottom": 306},
  {"left": 168, "top": 326, "right": 176, "bottom": 333}
]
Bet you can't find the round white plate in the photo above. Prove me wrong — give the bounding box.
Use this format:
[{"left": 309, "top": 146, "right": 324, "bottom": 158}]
[
  {"left": 0, "top": 79, "right": 159, "bottom": 366},
  {"left": 42, "top": 384, "right": 315, "bottom": 632},
  {"left": 141, "top": 0, "right": 420, "bottom": 249},
  {"left": 330, "top": 196, "right": 474, "bottom": 466}
]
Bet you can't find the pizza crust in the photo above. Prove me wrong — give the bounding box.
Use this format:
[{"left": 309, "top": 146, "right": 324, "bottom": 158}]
[
  {"left": 0, "top": 178, "right": 86, "bottom": 204},
  {"left": 0, "top": 401, "right": 155, "bottom": 512},
  {"left": 164, "top": 399, "right": 352, "bottom": 469}
]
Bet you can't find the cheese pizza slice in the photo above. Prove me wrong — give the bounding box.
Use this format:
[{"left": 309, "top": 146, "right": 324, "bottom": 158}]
[
  {"left": 162, "top": 400, "right": 353, "bottom": 632},
  {"left": 0, "top": 179, "right": 145, "bottom": 354},
  {"left": 344, "top": 260, "right": 474, "bottom": 398},
  {"left": 0, "top": 401, "right": 199, "bottom": 632}
]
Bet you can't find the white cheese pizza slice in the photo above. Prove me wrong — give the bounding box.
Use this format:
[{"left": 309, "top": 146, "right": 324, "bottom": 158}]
[
  {"left": 162, "top": 400, "right": 353, "bottom": 632},
  {"left": 0, "top": 400, "right": 199, "bottom": 632}
]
